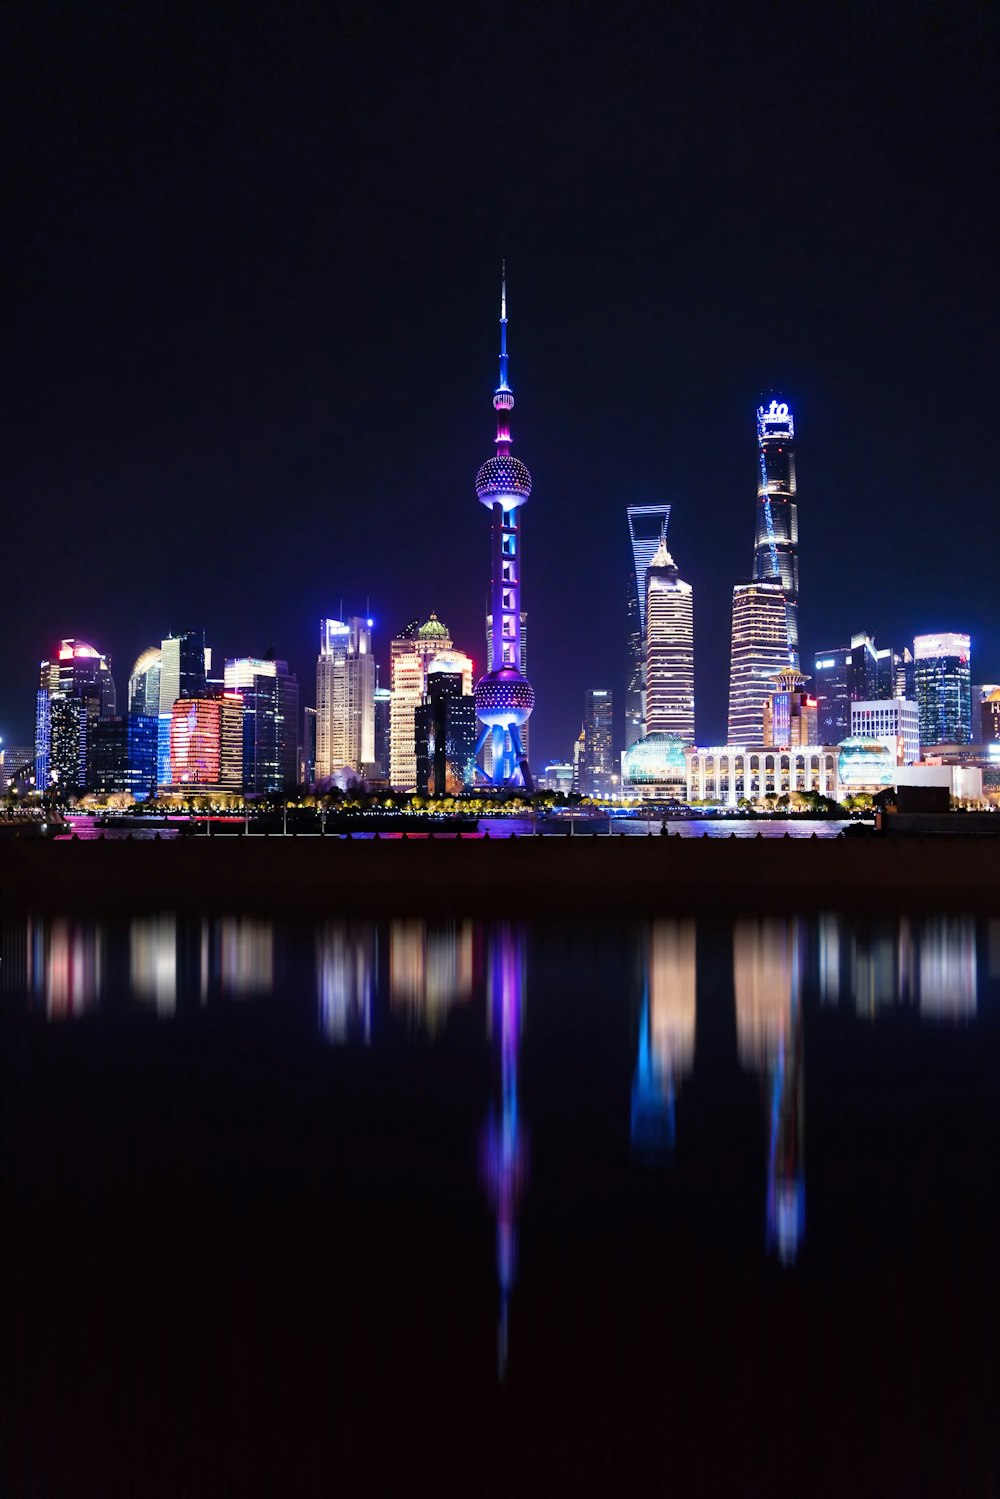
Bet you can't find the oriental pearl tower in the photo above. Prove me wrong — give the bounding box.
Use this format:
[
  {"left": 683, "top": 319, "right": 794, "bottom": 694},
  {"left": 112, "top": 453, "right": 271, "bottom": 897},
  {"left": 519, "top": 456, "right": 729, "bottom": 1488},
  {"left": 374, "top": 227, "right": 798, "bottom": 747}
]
[{"left": 473, "top": 265, "right": 535, "bottom": 791}]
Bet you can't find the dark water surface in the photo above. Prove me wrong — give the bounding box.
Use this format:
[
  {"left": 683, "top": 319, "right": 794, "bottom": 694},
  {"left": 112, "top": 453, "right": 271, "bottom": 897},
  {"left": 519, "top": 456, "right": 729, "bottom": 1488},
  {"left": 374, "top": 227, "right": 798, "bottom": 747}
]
[{"left": 1, "top": 913, "right": 997, "bottom": 1497}]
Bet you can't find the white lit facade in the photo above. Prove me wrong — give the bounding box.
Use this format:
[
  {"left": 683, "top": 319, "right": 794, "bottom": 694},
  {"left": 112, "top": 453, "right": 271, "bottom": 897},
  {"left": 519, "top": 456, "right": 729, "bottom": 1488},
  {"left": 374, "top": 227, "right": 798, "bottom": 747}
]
[
  {"left": 727, "top": 581, "right": 790, "bottom": 744},
  {"left": 645, "top": 537, "right": 694, "bottom": 744},
  {"left": 316, "top": 617, "right": 375, "bottom": 780},
  {"left": 686, "top": 745, "right": 840, "bottom": 804},
  {"left": 850, "top": 698, "right": 920, "bottom": 764},
  {"left": 389, "top": 616, "right": 459, "bottom": 790}
]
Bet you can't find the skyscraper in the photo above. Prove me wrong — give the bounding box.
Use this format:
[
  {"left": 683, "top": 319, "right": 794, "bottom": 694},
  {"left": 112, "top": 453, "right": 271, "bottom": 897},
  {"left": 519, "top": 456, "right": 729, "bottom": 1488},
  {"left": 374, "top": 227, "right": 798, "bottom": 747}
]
[
  {"left": 580, "top": 689, "right": 614, "bottom": 797},
  {"left": 373, "top": 684, "right": 391, "bottom": 778},
  {"left": 645, "top": 534, "right": 695, "bottom": 744},
  {"left": 389, "top": 615, "right": 454, "bottom": 789},
  {"left": 35, "top": 639, "right": 117, "bottom": 791},
  {"left": 727, "top": 582, "right": 789, "bottom": 743},
  {"left": 752, "top": 395, "right": 799, "bottom": 664},
  {"left": 415, "top": 658, "right": 478, "bottom": 795},
  {"left": 626, "top": 503, "right": 672, "bottom": 747},
  {"left": 168, "top": 695, "right": 244, "bottom": 793},
  {"left": 90, "top": 714, "right": 159, "bottom": 799},
  {"left": 224, "top": 657, "right": 299, "bottom": 793},
  {"left": 981, "top": 688, "right": 1000, "bottom": 744},
  {"left": 316, "top": 616, "right": 375, "bottom": 781},
  {"left": 913, "top": 632, "right": 972, "bottom": 746},
  {"left": 128, "top": 647, "right": 161, "bottom": 718},
  {"left": 472, "top": 267, "right": 535, "bottom": 790},
  {"left": 157, "top": 630, "right": 207, "bottom": 787}
]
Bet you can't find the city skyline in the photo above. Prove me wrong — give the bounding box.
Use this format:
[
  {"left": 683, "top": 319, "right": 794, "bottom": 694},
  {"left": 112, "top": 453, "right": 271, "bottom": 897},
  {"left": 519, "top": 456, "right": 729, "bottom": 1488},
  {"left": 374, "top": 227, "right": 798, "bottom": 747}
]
[{"left": 2, "top": 7, "right": 995, "bottom": 768}]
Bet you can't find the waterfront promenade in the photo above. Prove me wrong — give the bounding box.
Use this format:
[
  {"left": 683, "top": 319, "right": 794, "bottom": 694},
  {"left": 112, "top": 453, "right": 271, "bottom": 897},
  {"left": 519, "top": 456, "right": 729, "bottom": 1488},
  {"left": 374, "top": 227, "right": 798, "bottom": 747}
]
[{"left": 3, "top": 830, "right": 999, "bottom": 916}]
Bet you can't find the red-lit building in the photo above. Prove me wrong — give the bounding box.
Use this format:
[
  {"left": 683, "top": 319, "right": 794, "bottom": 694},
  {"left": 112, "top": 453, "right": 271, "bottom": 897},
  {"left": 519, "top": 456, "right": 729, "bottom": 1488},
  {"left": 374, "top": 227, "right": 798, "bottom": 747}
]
[{"left": 168, "top": 694, "right": 244, "bottom": 792}]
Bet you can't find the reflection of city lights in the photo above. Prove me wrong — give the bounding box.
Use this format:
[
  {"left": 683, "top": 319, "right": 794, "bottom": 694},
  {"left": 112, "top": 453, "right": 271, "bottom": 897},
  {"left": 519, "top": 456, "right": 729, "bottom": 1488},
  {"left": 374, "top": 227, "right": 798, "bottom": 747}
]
[
  {"left": 390, "top": 921, "right": 473, "bottom": 1032},
  {"left": 734, "top": 919, "right": 795, "bottom": 1068},
  {"left": 130, "top": 917, "right": 177, "bottom": 1016},
  {"left": 216, "top": 919, "right": 273, "bottom": 997},
  {"left": 632, "top": 920, "right": 696, "bottom": 1157},
  {"left": 734, "top": 919, "right": 805, "bottom": 1265},
  {"left": 29, "top": 918, "right": 102, "bottom": 1020},
  {"left": 317, "top": 923, "right": 375, "bottom": 1043},
  {"left": 918, "top": 918, "right": 976, "bottom": 1020},
  {"left": 479, "top": 924, "right": 528, "bottom": 1381}
]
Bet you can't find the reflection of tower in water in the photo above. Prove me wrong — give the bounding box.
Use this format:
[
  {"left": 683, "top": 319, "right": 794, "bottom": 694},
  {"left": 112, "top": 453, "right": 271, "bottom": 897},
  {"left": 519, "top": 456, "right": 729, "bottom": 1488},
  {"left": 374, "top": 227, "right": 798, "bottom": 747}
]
[
  {"left": 631, "top": 921, "right": 696, "bottom": 1156},
  {"left": 479, "top": 925, "right": 528, "bottom": 1381},
  {"left": 734, "top": 919, "right": 805, "bottom": 1264}
]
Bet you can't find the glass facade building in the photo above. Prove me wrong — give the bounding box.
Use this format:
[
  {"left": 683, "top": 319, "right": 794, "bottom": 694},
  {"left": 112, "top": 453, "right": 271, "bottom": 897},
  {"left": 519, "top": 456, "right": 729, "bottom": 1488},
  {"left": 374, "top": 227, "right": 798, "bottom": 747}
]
[
  {"left": 157, "top": 630, "right": 207, "bottom": 787},
  {"left": 626, "top": 503, "right": 672, "bottom": 748},
  {"left": 727, "top": 582, "right": 789, "bottom": 744},
  {"left": 224, "top": 657, "right": 299, "bottom": 793},
  {"left": 35, "top": 639, "right": 117, "bottom": 792},
  {"left": 168, "top": 695, "right": 244, "bottom": 793},
  {"left": 90, "top": 714, "right": 159, "bottom": 799},
  {"left": 414, "top": 662, "right": 478, "bottom": 795},
  {"left": 316, "top": 617, "right": 375, "bottom": 781},
  {"left": 581, "top": 689, "right": 614, "bottom": 797},
  {"left": 913, "top": 632, "right": 972, "bottom": 747},
  {"left": 389, "top": 616, "right": 455, "bottom": 790},
  {"left": 645, "top": 537, "right": 694, "bottom": 745},
  {"left": 752, "top": 396, "right": 799, "bottom": 664}
]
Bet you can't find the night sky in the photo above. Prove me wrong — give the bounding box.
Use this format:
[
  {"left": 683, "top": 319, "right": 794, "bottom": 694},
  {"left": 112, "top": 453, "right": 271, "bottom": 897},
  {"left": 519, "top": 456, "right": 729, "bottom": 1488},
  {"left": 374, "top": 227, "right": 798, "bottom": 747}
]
[{"left": 4, "top": 1, "right": 996, "bottom": 764}]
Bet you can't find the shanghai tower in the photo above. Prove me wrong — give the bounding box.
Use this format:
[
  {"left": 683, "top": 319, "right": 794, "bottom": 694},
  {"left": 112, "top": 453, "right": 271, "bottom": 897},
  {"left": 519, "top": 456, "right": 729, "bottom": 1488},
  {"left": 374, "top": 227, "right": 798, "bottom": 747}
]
[
  {"left": 473, "top": 267, "right": 535, "bottom": 790},
  {"left": 752, "top": 394, "right": 799, "bottom": 665}
]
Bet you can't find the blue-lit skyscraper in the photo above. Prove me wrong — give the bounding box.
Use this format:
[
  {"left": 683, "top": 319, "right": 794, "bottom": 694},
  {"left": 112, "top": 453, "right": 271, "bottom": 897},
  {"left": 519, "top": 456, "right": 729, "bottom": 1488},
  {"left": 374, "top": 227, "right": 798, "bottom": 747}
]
[
  {"left": 473, "top": 267, "right": 535, "bottom": 790},
  {"left": 913, "top": 632, "right": 972, "bottom": 746},
  {"left": 752, "top": 395, "right": 799, "bottom": 665}
]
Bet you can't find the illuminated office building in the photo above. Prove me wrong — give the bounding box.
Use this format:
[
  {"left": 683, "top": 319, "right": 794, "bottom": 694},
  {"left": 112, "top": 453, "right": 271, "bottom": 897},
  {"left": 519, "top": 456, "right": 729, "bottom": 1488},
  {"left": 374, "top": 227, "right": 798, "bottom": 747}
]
[
  {"left": 850, "top": 698, "right": 920, "bottom": 764},
  {"left": 645, "top": 534, "right": 694, "bottom": 744},
  {"left": 168, "top": 694, "right": 244, "bottom": 793},
  {"left": 913, "top": 632, "right": 972, "bottom": 746},
  {"left": 763, "top": 668, "right": 818, "bottom": 749},
  {"left": 157, "top": 630, "right": 207, "bottom": 787},
  {"left": 580, "top": 689, "right": 614, "bottom": 797},
  {"left": 981, "top": 688, "right": 1000, "bottom": 744},
  {"left": 472, "top": 268, "right": 535, "bottom": 790},
  {"left": 626, "top": 503, "right": 672, "bottom": 747},
  {"left": 389, "top": 615, "right": 454, "bottom": 790},
  {"left": 0, "top": 744, "right": 33, "bottom": 793},
  {"left": 316, "top": 616, "right": 375, "bottom": 781},
  {"left": 128, "top": 647, "right": 161, "bottom": 718},
  {"left": 373, "top": 685, "right": 391, "bottom": 778},
  {"left": 727, "top": 581, "right": 789, "bottom": 743},
  {"left": 302, "top": 706, "right": 318, "bottom": 787},
  {"left": 224, "top": 656, "right": 299, "bottom": 792},
  {"left": 816, "top": 634, "right": 915, "bottom": 742},
  {"left": 752, "top": 395, "right": 799, "bottom": 663},
  {"left": 35, "top": 639, "right": 117, "bottom": 791},
  {"left": 415, "top": 656, "right": 478, "bottom": 795},
  {"left": 90, "top": 714, "right": 159, "bottom": 799}
]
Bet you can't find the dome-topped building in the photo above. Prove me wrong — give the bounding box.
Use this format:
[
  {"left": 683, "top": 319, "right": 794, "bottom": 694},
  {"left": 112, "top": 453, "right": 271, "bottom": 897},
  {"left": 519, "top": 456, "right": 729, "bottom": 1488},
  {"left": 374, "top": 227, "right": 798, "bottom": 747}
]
[{"left": 471, "top": 265, "right": 535, "bottom": 791}]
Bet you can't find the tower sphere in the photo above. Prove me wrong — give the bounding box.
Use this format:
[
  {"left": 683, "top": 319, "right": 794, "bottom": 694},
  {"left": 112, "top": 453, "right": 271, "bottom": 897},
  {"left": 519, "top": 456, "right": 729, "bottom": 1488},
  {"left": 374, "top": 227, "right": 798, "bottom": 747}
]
[
  {"left": 475, "top": 454, "right": 532, "bottom": 511},
  {"left": 474, "top": 667, "right": 535, "bottom": 729}
]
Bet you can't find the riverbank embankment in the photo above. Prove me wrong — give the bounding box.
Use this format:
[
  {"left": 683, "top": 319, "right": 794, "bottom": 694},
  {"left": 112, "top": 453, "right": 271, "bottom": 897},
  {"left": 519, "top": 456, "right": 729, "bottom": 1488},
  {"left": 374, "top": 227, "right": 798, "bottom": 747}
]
[{"left": 2, "top": 833, "right": 999, "bottom": 917}]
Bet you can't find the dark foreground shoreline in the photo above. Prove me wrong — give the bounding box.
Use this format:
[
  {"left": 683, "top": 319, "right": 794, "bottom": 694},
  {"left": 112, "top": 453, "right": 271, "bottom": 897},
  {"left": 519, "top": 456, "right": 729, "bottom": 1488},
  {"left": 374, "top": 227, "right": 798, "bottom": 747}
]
[{"left": 3, "top": 833, "right": 1000, "bottom": 916}]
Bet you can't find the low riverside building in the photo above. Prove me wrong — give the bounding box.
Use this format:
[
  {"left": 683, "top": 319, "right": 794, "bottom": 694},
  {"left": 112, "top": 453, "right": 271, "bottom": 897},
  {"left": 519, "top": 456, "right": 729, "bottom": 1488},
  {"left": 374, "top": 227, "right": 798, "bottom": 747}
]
[{"left": 685, "top": 745, "right": 840, "bottom": 804}]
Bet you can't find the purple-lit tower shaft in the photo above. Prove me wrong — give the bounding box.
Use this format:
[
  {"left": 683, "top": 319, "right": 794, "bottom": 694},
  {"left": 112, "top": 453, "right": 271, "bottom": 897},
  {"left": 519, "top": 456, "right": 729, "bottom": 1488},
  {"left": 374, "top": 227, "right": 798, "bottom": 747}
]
[{"left": 473, "top": 267, "right": 535, "bottom": 790}]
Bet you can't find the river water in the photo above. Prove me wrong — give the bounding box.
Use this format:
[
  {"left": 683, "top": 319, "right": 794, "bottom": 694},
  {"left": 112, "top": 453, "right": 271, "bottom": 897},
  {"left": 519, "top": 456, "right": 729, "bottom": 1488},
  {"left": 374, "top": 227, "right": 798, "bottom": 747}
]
[{"left": 0, "top": 910, "right": 995, "bottom": 1495}]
